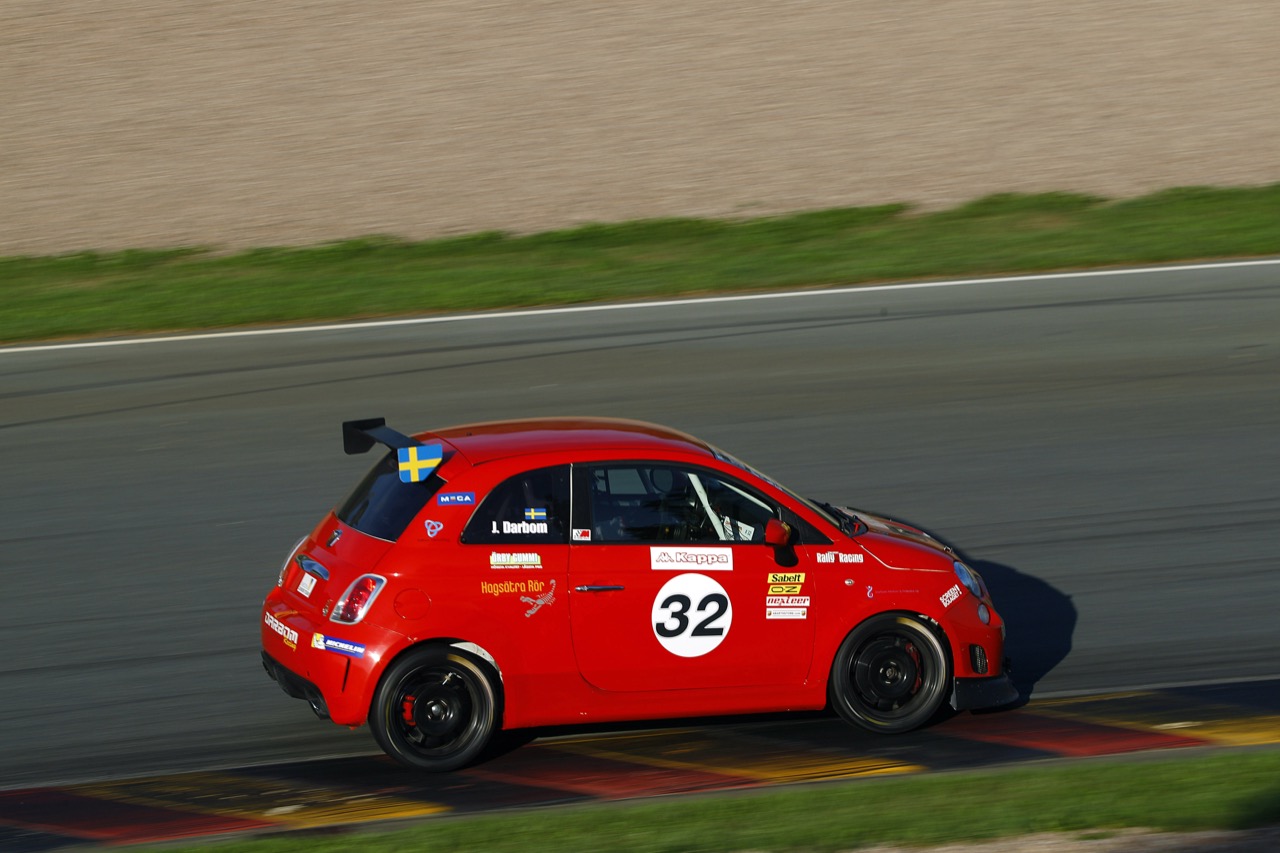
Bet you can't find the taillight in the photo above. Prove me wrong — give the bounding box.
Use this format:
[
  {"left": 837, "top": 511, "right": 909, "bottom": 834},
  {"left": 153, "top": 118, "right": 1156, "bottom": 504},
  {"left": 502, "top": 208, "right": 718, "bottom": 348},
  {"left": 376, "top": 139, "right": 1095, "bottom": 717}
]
[{"left": 331, "top": 574, "right": 386, "bottom": 624}]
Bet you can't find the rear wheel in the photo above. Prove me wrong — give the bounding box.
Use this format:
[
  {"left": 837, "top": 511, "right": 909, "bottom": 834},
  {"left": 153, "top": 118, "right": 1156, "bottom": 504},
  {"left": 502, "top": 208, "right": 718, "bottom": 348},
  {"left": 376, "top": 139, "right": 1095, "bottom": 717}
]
[
  {"left": 369, "top": 645, "right": 499, "bottom": 771},
  {"left": 829, "top": 614, "right": 950, "bottom": 733}
]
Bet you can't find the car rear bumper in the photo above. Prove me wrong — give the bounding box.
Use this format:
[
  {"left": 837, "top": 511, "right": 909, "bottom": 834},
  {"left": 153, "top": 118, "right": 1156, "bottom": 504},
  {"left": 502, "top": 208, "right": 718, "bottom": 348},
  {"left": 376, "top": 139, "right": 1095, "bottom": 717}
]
[
  {"left": 951, "top": 667, "right": 1019, "bottom": 711},
  {"left": 262, "top": 650, "right": 331, "bottom": 719}
]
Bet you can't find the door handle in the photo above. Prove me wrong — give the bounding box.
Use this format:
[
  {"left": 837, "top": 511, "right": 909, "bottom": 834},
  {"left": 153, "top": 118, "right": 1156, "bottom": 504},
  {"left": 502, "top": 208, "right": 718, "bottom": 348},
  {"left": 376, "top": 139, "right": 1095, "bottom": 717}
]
[{"left": 573, "top": 585, "right": 625, "bottom": 592}]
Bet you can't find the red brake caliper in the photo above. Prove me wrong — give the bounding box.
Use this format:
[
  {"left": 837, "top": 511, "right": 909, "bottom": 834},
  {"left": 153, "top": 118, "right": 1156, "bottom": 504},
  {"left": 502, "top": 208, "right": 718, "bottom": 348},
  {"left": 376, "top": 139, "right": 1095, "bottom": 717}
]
[{"left": 401, "top": 695, "right": 417, "bottom": 726}]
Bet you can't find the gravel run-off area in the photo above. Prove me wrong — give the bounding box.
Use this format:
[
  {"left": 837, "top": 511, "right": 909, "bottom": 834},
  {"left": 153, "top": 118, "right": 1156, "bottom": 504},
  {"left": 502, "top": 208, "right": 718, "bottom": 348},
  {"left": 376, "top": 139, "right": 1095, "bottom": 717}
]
[{"left": 3, "top": 1, "right": 1279, "bottom": 255}]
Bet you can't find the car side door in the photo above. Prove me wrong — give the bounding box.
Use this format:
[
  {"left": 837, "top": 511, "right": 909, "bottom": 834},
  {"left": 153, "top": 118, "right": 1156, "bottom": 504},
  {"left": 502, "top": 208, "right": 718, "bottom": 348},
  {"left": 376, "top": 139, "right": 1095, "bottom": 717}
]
[{"left": 567, "top": 461, "right": 815, "bottom": 692}]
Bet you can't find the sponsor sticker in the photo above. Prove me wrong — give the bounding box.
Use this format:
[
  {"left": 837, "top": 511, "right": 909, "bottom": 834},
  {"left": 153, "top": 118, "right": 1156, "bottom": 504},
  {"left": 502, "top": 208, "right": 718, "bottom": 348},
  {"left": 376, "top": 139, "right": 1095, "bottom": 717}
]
[
  {"left": 766, "top": 595, "right": 810, "bottom": 606},
  {"left": 766, "top": 607, "right": 808, "bottom": 620},
  {"left": 424, "top": 519, "right": 444, "bottom": 538},
  {"left": 397, "top": 444, "right": 443, "bottom": 483},
  {"left": 264, "top": 612, "right": 298, "bottom": 650},
  {"left": 296, "top": 573, "right": 317, "bottom": 598},
  {"left": 651, "top": 547, "right": 733, "bottom": 570},
  {"left": 311, "top": 633, "right": 366, "bottom": 658},
  {"left": 521, "top": 578, "right": 557, "bottom": 617},
  {"left": 768, "top": 572, "right": 805, "bottom": 584},
  {"left": 572, "top": 528, "right": 592, "bottom": 542},
  {"left": 940, "top": 584, "right": 963, "bottom": 608},
  {"left": 481, "top": 577, "right": 551, "bottom": 598},
  {"left": 492, "top": 520, "right": 549, "bottom": 534},
  {"left": 652, "top": 572, "right": 732, "bottom": 657},
  {"left": 817, "top": 552, "right": 864, "bottom": 563},
  {"left": 489, "top": 551, "right": 542, "bottom": 569},
  {"left": 768, "top": 584, "right": 803, "bottom": 595},
  {"left": 437, "top": 492, "right": 476, "bottom": 506}
]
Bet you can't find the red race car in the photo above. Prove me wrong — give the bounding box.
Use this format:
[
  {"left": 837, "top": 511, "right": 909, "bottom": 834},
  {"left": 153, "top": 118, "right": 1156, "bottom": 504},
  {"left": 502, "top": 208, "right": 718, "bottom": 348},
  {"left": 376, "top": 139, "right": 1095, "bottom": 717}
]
[{"left": 262, "top": 418, "right": 1016, "bottom": 771}]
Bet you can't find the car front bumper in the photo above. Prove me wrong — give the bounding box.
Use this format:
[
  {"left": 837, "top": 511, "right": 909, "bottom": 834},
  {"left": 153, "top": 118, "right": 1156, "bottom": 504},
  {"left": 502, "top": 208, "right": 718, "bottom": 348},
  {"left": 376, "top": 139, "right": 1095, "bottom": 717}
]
[{"left": 951, "top": 665, "right": 1019, "bottom": 711}]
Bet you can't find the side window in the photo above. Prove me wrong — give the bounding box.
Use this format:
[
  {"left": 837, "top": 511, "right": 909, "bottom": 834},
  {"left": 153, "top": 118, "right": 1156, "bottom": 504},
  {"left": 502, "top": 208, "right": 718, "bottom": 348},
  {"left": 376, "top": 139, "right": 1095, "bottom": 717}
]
[
  {"left": 462, "top": 465, "right": 569, "bottom": 545},
  {"left": 586, "top": 463, "right": 779, "bottom": 544}
]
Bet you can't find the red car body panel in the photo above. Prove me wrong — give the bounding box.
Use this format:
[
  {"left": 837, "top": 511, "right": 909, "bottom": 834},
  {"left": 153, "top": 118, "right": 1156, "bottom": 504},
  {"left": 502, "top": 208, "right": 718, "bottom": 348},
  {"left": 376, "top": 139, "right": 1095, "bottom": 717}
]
[{"left": 262, "top": 418, "right": 1013, "bottom": 747}]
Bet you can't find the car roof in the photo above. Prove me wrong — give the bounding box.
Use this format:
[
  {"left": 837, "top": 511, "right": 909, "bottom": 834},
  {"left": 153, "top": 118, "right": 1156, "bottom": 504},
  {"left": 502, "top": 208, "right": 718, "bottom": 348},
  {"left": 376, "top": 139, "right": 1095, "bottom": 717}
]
[{"left": 421, "top": 418, "right": 716, "bottom": 466}]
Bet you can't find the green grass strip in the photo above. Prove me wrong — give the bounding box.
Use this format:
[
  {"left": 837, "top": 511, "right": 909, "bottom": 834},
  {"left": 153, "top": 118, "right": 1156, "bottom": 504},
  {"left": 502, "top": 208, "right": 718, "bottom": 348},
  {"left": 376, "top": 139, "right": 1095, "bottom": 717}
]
[
  {"left": 4, "top": 184, "right": 1279, "bottom": 345},
  {"left": 152, "top": 749, "right": 1280, "bottom": 852}
]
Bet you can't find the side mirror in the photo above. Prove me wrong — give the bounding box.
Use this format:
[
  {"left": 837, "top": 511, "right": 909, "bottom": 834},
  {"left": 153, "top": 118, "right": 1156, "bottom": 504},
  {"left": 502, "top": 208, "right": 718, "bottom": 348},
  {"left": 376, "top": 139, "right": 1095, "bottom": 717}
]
[{"left": 764, "top": 518, "right": 793, "bottom": 547}]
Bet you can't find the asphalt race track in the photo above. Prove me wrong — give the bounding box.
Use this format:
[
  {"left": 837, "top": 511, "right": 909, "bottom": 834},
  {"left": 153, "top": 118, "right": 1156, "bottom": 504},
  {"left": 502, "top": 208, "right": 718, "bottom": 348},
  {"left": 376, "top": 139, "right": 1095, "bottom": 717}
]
[{"left": 2, "top": 261, "right": 1279, "bottom": 844}]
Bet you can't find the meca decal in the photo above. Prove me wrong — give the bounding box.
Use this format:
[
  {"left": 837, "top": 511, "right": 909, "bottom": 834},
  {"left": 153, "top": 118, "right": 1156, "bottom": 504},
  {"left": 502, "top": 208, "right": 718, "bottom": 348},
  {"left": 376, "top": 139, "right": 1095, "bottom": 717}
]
[{"left": 651, "top": 547, "right": 733, "bottom": 570}]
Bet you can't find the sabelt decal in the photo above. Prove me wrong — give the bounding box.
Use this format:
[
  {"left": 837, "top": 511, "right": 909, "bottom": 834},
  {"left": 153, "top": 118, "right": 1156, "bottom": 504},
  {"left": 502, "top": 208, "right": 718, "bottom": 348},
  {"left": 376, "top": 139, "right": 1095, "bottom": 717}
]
[
  {"left": 765, "top": 595, "right": 810, "bottom": 606},
  {"left": 490, "top": 551, "right": 543, "bottom": 569},
  {"left": 651, "top": 547, "right": 733, "bottom": 570},
  {"left": 766, "top": 607, "right": 807, "bottom": 620},
  {"left": 264, "top": 612, "right": 298, "bottom": 650},
  {"left": 311, "top": 633, "right": 366, "bottom": 658},
  {"left": 940, "top": 584, "right": 963, "bottom": 608},
  {"left": 767, "top": 572, "right": 803, "bottom": 595}
]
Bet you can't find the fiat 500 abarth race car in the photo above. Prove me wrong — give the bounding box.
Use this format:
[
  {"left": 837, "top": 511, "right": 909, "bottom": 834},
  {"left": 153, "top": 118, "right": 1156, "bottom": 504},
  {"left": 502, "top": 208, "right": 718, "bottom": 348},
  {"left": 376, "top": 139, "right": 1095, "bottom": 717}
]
[{"left": 262, "top": 417, "right": 1016, "bottom": 771}]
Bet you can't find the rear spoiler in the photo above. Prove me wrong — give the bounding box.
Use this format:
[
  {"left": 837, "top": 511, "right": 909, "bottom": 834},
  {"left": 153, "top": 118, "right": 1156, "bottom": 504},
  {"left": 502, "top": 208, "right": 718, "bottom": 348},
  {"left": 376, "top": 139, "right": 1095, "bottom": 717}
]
[{"left": 342, "top": 417, "right": 420, "bottom": 455}]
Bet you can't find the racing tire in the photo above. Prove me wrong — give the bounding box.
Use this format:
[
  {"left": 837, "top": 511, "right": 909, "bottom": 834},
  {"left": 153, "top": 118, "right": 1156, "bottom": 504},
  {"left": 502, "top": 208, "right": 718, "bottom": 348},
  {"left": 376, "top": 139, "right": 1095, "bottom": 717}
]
[
  {"left": 369, "top": 645, "right": 500, "bottom": 772},
  {"left": 829, "top": 614, "right": 951, "bottom": 734}
]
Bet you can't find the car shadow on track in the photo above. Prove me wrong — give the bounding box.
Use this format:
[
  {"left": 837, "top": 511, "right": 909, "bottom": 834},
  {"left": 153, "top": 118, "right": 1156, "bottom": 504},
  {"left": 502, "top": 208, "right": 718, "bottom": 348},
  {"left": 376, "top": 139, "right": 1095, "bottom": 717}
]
[{"left": 965, "top": 557, "right": 1076, "bottom": 705}]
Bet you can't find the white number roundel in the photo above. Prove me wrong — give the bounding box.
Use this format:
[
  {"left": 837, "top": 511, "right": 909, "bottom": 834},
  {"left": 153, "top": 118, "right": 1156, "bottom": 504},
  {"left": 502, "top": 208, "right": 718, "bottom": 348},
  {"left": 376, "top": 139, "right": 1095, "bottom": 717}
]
[{"left": 651, "top": 572, "right": 732, "bottom": 657}]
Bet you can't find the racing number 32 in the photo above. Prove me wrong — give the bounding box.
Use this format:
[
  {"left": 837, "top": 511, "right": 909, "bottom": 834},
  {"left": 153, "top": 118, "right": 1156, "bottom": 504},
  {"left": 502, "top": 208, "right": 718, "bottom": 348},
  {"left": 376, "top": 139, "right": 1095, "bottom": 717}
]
[{"left": 651, "top": 573, "right": 733, "bottom": 657}]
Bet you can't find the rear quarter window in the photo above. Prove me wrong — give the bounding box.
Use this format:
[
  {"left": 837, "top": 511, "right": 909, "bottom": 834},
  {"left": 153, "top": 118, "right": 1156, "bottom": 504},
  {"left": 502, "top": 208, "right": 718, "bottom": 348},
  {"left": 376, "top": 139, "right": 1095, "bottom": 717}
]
[{"left": 337, "top": 451, "right": 444, "bottom": 541}]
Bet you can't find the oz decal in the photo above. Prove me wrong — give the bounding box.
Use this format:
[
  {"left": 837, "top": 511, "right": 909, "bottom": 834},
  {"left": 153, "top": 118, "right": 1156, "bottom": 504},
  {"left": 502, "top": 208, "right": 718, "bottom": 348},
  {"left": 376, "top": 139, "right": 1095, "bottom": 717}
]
[{"left": 651, "top": 572, "right": 732, "bottom": 658}]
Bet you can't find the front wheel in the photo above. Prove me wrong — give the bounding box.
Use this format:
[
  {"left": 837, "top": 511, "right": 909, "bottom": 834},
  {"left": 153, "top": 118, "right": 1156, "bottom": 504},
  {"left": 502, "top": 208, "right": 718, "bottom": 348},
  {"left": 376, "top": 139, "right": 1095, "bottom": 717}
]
[
  {"left": 829, "top": 614, "right": 950, "bottom": 733},
  {"left": 369, "top": 645, "right": 500, "bottom": 771}
]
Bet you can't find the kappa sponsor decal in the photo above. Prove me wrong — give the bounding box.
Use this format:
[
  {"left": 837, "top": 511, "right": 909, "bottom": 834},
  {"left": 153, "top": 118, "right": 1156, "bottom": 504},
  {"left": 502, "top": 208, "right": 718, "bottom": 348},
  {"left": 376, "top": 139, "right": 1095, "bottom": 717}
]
[
  {"left": 816, "top": 552, "right": 864, "bottom": 563},
  {"left": 489, "top": 551, "right": 542, "bottom": 569},
  {"left": 437, "top": 492, "right": 476, "bottom": 506},
  {"left": 651, "top": 547, "right": 733, "bottom": 570},
  {"left": 311, "top": 633, "right": 366, "bottom": 658},
  {"left": 264, "top": 612, "right": 298, "bottom": 650},
  {"left": 766, "top": 607, "right": 808, "bottom": 620},
  {"left": 766, "top": 595, "right": 810, "bottom": 606},
  {"left": 940, "top": 584, "right": 963, "bottom": 608}
]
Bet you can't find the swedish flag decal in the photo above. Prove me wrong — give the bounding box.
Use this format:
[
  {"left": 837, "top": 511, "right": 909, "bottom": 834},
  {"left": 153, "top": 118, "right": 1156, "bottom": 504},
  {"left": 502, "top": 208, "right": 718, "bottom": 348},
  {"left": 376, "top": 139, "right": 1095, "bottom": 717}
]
[
  {"left": 525, "top": 507, "right": 547, "bottom": 521},
  {"left": 397, "top": 444, "right": 443, "bottom": 483}
]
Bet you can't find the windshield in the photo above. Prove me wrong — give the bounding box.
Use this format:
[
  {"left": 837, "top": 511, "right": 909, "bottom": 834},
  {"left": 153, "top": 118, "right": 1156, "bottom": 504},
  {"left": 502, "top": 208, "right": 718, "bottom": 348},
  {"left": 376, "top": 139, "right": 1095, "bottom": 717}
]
[
  {"left": 337, "top": 451, "right": 444, "bottom": 541},
  {"left": 709, "top": 445, "right": 846, "bottom": 531}
]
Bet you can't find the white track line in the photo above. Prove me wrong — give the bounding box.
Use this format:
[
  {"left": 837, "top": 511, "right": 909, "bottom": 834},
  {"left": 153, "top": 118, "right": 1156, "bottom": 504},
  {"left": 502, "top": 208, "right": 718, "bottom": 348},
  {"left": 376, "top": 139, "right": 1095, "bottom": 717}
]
[{"left": 5, "top": 258, "right": 1278, "bottom": 355}]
